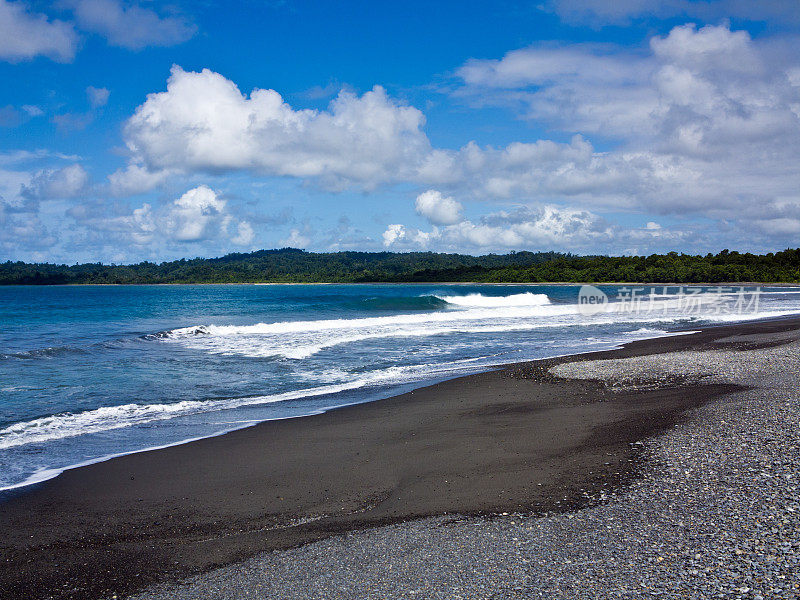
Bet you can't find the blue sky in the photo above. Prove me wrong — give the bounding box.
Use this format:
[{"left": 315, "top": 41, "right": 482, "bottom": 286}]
[{"left": 1, "top": 0, "right": 799, "bottom": 263}]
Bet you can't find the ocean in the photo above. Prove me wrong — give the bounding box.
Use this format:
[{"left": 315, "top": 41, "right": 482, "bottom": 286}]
[{"left": 2, "top": 283, "right": 799, "bottom": 491}]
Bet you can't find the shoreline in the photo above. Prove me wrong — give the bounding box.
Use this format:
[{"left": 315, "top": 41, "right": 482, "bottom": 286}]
[
  {"left": 2, "top": 316, "right": 800, "bottom": 599},
  {"left": 4, "top": 311, "right": 796, "bottom": 497},
  {"left": 0, "top": 328, "right": 700, "bottom": 496},
  {"left": 132, "top": 317, "right": 800, "bottom": 600}
]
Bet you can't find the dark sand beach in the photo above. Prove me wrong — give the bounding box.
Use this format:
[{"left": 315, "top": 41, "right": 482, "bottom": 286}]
[{"left": 2, "top": 317, "right": 799, "bottom": 600}]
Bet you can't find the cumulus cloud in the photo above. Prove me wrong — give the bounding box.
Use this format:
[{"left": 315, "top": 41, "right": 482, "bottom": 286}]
[
  {"left": 0, "top": 0, "right": 194, "bottom": 65},
  {"left": 116, "top": 66, "right": 431, "bottom": 191},
  {"left": 454, "top": 23, "right": 800, "bottom": 223},
  {"left": 163, "top": 185, "right": 227, "bottom": 242},
  {"left": 384, "top": 202, "right": 689, "bottom": 253},
  {"left": 231, "top": 220, "right": 255, "bottom": 246},
  {"left": 67, "top": 200, "right": 157, "bottom": 245},
  {"left": 65, "top": 185, "right": 255, "bottom": 251},
  {"left": 382, "top": 224, "right": 407, "bottom": 247},
  {"left": 67, "top": 0, "right": 196, "bottom": 50},
  {"left": 417, "top": 135, "right": 651, "bottom": 205},
  {"left": 22, "top": 164, "right": 89, "bottom": 200},
  {"left": 384, "top": 205, "right": 609, "bottom": 250},
  {"left": 0, "top": 152, "right": 85, "bottom": 219},
  {"left": 0, "top": 212, "right": 57, "bottom": 255},
  {"left": 103, "top": 23, "right": 800, "bottom": 253},
  {"left": 281, "top": 228, "right": 311, "bottom": 248},
  {"left": 162, "top": 185, "right": 253, "bottom": 245},
  {"left": 0, "top": 164, "right": 59, "bottom": 256},
  {"left": 0, "top": 0, "right": 77, "bottom": 62},
  {"left": 0, "top": 168, "right": 33, "bottom": 216},
  {"left": 116, "top": 66, "right": 643, "bottom": 203},
  {"left": 456, "top": 45, "right": 657, "bottom": 137},
  {"left": 414, "top": 190, "right": 462, "bottom": 225},
  {"left": 114, "top": 66, "right": 655, "bottom": 207},
  {"left": 108, "top": 164, "right": 173, "bottom": 196}
]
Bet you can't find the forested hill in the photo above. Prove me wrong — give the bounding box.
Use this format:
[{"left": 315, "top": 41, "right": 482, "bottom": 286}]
[{"left": 2, "top": 248, "right": 799, "bottom": 285}]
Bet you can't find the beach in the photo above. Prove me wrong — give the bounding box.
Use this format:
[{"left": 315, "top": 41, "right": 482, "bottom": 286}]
[{"left": 2, "top": 316, "right": 799, "bottom": 599}]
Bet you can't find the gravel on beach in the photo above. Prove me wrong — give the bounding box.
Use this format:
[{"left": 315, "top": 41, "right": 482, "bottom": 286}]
[{"left": 132, "top": 334, "right": 800, "bottom": 600}]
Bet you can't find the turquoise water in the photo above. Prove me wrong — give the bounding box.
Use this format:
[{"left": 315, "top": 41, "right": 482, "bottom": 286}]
[{"left": 1, "top": 283, "right": 799, "bottom": 490}]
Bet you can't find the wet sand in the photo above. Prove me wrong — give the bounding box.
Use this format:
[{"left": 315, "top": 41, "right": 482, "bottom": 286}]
[{"left": 2, "top": 317, "right": 798, "bottom": 600}]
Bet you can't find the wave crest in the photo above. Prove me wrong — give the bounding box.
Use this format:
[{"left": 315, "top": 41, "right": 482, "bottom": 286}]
[
  {"left": 0, "top": 358, "right": 493, "bottom": 450},
  {"left": 0, "top": 382, "right": 360, "bottom": 450},
  {"left": 358, "top": 295, "right": 449, "bottom": 311},
  {"left": 436, "top": 292, "right": 551, "bottom": 307}
]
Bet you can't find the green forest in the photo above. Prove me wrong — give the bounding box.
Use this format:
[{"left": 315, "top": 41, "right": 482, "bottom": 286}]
[{"left": 1, "top": 248, "right": 799, "bottom": 285}]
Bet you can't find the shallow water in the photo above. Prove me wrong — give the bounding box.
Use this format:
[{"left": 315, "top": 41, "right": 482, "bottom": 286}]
[{"left": 1, "top": 283, "right": 798, "bottom": 489}]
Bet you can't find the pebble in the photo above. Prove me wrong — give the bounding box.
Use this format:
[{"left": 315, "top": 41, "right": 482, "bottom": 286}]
[{"left": 130, "top": 339, "right": 800, "bottom": 600}]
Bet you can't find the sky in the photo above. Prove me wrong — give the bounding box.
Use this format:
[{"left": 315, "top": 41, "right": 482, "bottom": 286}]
[{"left": 1, "top": 0, "right": 799, "bottom": 263}]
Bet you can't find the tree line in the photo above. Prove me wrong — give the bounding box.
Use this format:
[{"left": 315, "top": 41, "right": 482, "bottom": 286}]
[{"left": 1, "top": 248, "right": 799, "bottom": 285}]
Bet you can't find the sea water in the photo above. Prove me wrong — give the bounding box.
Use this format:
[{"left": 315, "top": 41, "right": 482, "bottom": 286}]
[{"left": 2, "top": 283, "right": 799, "bottom": 490}]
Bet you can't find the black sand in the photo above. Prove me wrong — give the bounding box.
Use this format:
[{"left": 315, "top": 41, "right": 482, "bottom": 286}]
[{"left": 2, "top": 317, "right": 798, "bottom": 600}]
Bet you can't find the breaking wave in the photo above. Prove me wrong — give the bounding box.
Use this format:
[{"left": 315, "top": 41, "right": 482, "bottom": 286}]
[
  {"left": 150, "top": 289, "right": 800, "bottom": 360},
  {"left": 0, "top": 359, "right": 490, "bottom": 451},
  {"left": 436, "top": 292, "right": 551, "bottom": 307}
]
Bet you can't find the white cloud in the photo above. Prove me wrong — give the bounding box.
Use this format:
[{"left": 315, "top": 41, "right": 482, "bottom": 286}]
[
  {"left": 0, "top": 165, "right": 58, "bottom": 254},
  {"left": 458, "top": 44, "right": 652, "bottom": 89},
  {"left": 67, "top": 0, "right": 196, "bottom": 50},
  {"left": 0, "top": 0, "right": 77, "bottom": 62},
  {"left": 383, "top": 203, "right": 689, "bottom": 253},
  {"left": 22, "top": 164, "right": 89, "bottom": 199},
  {"left": 86, "top": 86, "right": 110, "bottom": 108},
  {"left": 163, "top": 185, "right": 227, "bottom": 242},
  {"left": 454, "top": 23, "right": 800, "bottom": 222},
  {"left": 65, "top": 185, "right": 254, "bottom": 250},
  {"left": 105, "top": 24, "right": 799, "bottom": 253},
  {"left": 162, "top": 185, "right": 252, "bottom": 246},
  {"left": 117, "top": 67, "right": 652, "bottom": 203},
  {"left": 68, "top": 201, "right": 157, "bottom": 245},
  {"left": 116, "top": 66, "right": 431, "bottom": 192},
  {"left": 753, "top": 217, "right": 800, "bottom": 236},
  {"left": 0, "top": 167, "right": 33, "bottom": 213},
  {"left": 231, "top": 221, "right": 255, "bottom": 246},
  {"left": 382, "top": 224, "right": 406, "bottom": 247},
  {"left": 108, "top": 67, "right": 656, "bottom": 207},
  {"left": 456, "top": 45, "right": 658, "bottom": 138},
  {"left": 0, "top": 155, "right": 89, "bottom": 252},
  {"left": 422, "top": 136, "right": 652, "bottom": 204},
  {"left": 414, "top": 190, "right": 462, "bottom": 225},
  {"left": 0, "top": 212, "right": 57, "bottom": 253},
  {"left": 108, "top": 164, "right": 173, "bottom": 196},
  {"left": 281, "top": 228, "right": 311, "bottom": 248}
]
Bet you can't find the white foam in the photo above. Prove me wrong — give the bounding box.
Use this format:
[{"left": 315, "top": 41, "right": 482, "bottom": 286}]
[
  {"left": 623, "top": 327, "right": 667, "bottom": 336},
  {"left": 157, "top": 291, "right": 800, "bottom": 360},
  {"left": 0, "top": 381, "right": 362, "bottom": 450},
  {"left": 0, "top": 356, "right": 497, "bottom": 452},
  {"left": 160, "top": 302, "right": 581, "bottom": 359},
  {"left": 6, "top": 293, "right": 795, "bottom": 458},
  {"left": 437, "top": 292, "right": 551, "bottom": 307}
]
